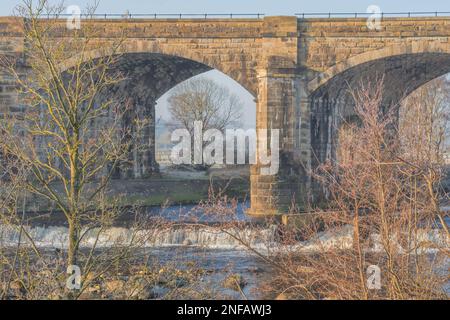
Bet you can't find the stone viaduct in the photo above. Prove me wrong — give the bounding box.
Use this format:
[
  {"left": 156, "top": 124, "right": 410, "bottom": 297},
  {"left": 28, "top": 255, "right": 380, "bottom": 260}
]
[{"left": 0, "top": 15, "right": 450, "bottom": 215}]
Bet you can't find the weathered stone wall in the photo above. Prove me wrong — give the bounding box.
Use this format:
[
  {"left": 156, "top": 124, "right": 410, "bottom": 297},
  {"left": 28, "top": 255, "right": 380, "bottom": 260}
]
[
  {"left": 0, "top": 18, "right": 24, "bottom": 115},
  {"left": 299, "top": 17, "right": 450, "bottom": 73}
]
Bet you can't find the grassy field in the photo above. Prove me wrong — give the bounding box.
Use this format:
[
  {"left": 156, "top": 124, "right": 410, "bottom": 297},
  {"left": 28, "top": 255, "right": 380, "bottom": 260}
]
[
  {"left": 111, "top": 176, "right": 250, "bottom": 207},
  {"left": 21, "top": 174, "right": 250, "bottom": 213}
]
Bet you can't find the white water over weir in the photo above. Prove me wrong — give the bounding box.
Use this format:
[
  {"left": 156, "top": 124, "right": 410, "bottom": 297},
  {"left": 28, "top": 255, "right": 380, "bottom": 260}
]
[
  {"left": 0, "top": 223, "right": 446, "bottom": 253},
  {"left": 0, "top": 224, "right": 278, "bottom": 250}
]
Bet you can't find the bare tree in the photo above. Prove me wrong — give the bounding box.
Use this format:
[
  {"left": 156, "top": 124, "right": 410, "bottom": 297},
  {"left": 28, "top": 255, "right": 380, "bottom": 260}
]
[
  {"left": 0, "top": 0, "right": 141, "bottom": 298},
  {"left": 168, "top": 77, "right": 243, "bottom": 134},
  {"left": 400, "top": 76, "right": 449, "bottom": 167},
  {"left": 301, "top": 77, "right": 449, "bottom": 299},
  {"left": 400, "top": 76, "right": 450, "bottom": 234},
  {"left": 208, "top": 77, "right": 449, "bottom": 300}
]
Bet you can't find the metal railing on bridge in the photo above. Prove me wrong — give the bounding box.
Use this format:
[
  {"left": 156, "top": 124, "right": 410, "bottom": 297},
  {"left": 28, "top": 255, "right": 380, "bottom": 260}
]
[
  {"left": 295, "top": 11, "right": 450, "bottom": 18},
  {"left": 38, "top": 11, "right": 450, "bottom": 20},
  {"left": 41, "top": 13, "right": 266, "bottom": 19}
]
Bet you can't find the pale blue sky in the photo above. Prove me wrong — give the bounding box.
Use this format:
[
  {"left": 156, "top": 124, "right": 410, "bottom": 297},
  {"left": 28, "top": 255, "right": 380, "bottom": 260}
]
[{"left": 1, "top": 0, "right": 449, "bottom": 16}]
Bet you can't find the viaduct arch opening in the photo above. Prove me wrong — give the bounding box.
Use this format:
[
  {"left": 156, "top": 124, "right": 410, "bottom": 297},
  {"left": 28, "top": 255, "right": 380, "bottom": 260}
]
[
  {"left": 82, "top": 52, "right": 257, "bottom": 181},
  {"left": 307, "top": 50, "right": 450, "bottom": 194}
]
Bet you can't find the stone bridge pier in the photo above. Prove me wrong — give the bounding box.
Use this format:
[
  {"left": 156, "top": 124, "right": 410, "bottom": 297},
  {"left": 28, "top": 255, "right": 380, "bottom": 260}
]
[{"left": 249, "top": 68, "right": 305, "bottom": 215}]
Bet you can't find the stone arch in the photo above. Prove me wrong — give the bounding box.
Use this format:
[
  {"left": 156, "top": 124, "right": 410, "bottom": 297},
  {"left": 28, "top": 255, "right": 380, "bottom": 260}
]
[
  {"left": 306, "top": 42, "right": 450, "bottom": 179},
  {"left": 58, "top": 46, "right": 257, "bottom": 179},
  {"left": 308, "top": 41, "right": 450, "bottom": 95},
  {"left": 59, "top": 40, "right": 257, "bottom": 97}
]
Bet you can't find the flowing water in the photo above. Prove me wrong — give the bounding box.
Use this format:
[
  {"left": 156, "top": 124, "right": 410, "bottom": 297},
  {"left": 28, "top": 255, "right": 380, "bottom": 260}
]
[{"left": 1, "top": 202, "right": 448, "bottom": 299}]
